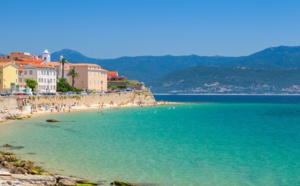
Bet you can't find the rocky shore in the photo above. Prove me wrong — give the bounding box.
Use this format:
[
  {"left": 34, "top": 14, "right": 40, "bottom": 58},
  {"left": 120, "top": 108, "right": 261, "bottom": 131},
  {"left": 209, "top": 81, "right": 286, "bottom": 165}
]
[{"left": 0, "top": 146, "right": 100, "bottom": 186}]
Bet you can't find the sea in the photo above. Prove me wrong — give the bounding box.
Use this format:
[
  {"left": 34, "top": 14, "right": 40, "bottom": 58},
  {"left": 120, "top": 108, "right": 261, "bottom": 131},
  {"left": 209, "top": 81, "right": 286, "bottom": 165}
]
[{"left": 0, "top": 94, "right": 300, "bottom": 186}]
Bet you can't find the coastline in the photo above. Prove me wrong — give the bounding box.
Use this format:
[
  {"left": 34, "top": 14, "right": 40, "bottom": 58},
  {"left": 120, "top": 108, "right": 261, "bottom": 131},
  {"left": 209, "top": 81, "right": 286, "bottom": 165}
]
[
  {"left": 0, "top": 100, "right": 179, "bottom": 186},
  {"left": 0, "top": 100, "right": 177, "bottom": 125}
]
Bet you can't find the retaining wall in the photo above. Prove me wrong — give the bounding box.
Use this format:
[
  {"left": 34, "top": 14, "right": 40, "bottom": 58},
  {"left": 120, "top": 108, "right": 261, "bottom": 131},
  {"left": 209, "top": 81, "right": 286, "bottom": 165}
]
[{"left": 27, "top": 89, "right": 156, "bottom": 106}]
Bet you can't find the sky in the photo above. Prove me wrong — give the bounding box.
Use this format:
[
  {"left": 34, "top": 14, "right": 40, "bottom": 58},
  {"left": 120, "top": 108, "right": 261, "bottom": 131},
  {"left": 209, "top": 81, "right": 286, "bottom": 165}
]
[{"left": 1, "top": 0, "right": 300, "bottom": 59}]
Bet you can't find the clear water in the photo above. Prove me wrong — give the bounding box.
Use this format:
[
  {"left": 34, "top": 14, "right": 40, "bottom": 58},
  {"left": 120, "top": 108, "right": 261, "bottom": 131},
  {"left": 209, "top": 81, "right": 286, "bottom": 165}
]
[{"left": 0, "top": 96, "right": 300, "bottom": 185}]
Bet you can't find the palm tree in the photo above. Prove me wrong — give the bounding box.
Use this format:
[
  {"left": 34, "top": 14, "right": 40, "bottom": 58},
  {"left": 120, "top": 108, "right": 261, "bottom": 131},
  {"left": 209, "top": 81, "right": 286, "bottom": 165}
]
[
  {"left": 60, "top": 58, "right": 68, "bottom": 79},
  {"left": 67, "top": 67, "right": 79, "bottom": 87}
]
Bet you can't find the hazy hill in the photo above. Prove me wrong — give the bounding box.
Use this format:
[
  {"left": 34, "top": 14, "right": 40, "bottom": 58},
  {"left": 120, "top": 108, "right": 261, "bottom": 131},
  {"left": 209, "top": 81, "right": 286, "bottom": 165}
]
[
  {"left": 51, "top": 49, "right": 99, "bottom": 63},
  {"left": 149, "top": 66, "right": 300, "bottom": 93},
  {"left": 51, "top": 46, "right": 300, "bottom": 85}
]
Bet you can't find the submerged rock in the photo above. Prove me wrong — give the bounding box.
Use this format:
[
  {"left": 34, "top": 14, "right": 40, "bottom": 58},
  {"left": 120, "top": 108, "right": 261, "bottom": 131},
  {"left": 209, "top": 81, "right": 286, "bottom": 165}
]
[
  {"left": 46, "top": 119, "right": 59, "bottom": 122},
  {"left": 113, "top": 180, "right": 133, "bottom": 186}
]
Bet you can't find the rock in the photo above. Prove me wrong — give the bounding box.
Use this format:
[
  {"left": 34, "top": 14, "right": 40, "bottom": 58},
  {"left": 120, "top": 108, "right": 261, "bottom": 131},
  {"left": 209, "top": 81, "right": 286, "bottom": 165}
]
[
  {"left": 3, "top": 144, "right": 12, "bottom": 147},
  {"left": 0, "top": 170, "right": 11, "bottom": 176},
  {"left": 55, "top": 175, "right": 86, "bottom": 183},
  {"left": 113, "top": 180, "right": 133, "bottom": 186},
  {"left": 46, "top": 119, "right": 59, "bottom": 122},
  {"left": 11, "top": 174, "right": 57, "bottom": 185},
  {"left": 17, "top": 167, "right": 28, "bottom": 174},
  {"left": 3, "top": 161, "right": 13, "bottom": 170},
  {"left": 4, "top": 155, "right": 17, "bottom": 162},
  {"left": 58, "top": 178, "right": 77, "bottom": 186}
]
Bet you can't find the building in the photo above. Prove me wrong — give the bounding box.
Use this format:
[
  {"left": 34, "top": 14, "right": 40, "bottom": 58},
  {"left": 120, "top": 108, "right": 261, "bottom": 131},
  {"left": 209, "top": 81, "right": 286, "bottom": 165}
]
[
  {"left": 46, "top": 61, "right": 70, "bottom": 80},
  {"left": 42, "top": 49, "right": 51, "bottom": 63},
  {"left": 0, "top": 62, "right": 19, "bottom": 92},
  {"left": 18, "top": 64, "right": 57, "bottom": 93},
  {"left": 69, "top": 63, "right": 107, "bottom": 92},
  {"left": 0, "top": 52, "right": 42, "bottom": 63}
]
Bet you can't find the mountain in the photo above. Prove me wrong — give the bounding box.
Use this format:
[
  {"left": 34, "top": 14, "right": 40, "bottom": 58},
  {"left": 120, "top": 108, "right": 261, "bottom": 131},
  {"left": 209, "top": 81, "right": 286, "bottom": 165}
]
[
  {"left": 51, "top": 49, "right": 99, "bottom": 63},
  {"left": 149, "top": 66, "right": 300, "bottom": 93},
  {"left": 51, "top": 46, "right": 300, "bottom": 85}
]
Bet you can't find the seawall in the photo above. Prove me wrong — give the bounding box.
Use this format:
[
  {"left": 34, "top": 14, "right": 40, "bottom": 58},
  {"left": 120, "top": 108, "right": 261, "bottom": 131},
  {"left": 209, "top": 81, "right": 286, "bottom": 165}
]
[
  {"left": 28, "top": 89, "right": 155, "bottom": 106},
  {"left": 0, "top": 90, "right": 156, "bottom": 118}
]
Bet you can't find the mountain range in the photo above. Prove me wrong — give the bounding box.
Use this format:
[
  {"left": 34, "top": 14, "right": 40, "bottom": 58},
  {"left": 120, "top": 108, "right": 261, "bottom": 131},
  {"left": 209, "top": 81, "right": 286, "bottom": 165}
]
[
  {"left": 51, "top": 46, "right": 300, "bottom": 85},
  {"left": 3, "top": 46, "right": 300, "bottom": 93}
]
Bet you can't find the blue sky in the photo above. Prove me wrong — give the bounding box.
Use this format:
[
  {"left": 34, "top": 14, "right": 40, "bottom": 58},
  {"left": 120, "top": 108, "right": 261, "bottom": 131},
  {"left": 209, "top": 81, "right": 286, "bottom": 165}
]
[{"left": 1, "top": 0, "right": 300, "bottom": 59}]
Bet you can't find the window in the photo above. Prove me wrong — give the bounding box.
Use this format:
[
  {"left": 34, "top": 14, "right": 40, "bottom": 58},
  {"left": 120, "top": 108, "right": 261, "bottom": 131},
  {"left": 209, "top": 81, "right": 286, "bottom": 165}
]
[
  {"left": 16, "top": 70, "right": 17, "bottom": 74},
  {"left": 16, "top": 79, "right": 17, "bottom": 83},
  {"left": 24, "top": 71, "right": 27, "bottom": 75},
  {"left": 29, "top": 70, "right": 32, "bottom": 75},
  {"left": 44, "top": 57, "right": 46, "bottom": 60},
  {"left": 19, "top": 78, "right": 22, "bottom": 82}
]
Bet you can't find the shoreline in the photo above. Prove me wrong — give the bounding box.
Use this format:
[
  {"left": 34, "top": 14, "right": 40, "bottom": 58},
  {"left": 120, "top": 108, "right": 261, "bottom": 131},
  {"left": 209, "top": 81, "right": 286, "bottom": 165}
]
[
  {"left": 0, "top": 100, "right": 179, "bottom": 186},
  {"left": 0, "top": 100, "right": 180, "bottom": 126}
]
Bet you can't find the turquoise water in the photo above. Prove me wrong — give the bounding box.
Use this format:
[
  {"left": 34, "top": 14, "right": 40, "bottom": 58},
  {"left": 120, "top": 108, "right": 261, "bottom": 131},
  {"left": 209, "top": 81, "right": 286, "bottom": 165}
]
[{"left": 1, "top": 103, "right": 300, "bottom": 185}]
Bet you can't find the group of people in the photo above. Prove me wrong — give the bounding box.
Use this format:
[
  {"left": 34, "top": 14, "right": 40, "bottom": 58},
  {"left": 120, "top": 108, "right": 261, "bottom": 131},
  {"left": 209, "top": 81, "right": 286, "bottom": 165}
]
[{"left": 31, "top": 103, "right": 74, "bottom": 114}]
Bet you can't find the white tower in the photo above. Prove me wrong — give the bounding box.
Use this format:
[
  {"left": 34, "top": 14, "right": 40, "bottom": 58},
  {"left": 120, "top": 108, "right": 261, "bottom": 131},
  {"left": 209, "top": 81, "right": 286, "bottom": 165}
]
[{"left": 42, "top": 49, "right": 51, "bottom": 63}]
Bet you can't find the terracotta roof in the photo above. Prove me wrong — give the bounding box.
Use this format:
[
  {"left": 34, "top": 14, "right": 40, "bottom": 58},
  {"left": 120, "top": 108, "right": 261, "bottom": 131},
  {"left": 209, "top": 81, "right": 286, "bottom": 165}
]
[
  {"left": 107, "top": 71, "right": 118, "bottom": 76},
  {"left": 46, "top": 62, "right": 60, "bottom": 66},
  {"left": 70, "top": 63, "right": 101, "bottom": 67},
  {"left": 16, "top": 58, "right": 43, "bottom": 63},
  {"left": 34, "top": 64, "right": 55, "bottom": 69},
  {"left": 0, "top": 62, "right": 10, "bottom": 66},
  {"left": 18, "top": 66, "right": 24, "bottom": 71}
]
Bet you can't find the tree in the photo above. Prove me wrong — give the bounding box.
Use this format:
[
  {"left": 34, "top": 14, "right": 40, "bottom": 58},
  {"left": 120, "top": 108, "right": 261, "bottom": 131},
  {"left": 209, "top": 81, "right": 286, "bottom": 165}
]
[
  {"left": 67, "top": 67, "right": 79, "bottom": 87},
  {"left": 25, "top": 78, "right": 38, "bottom": 91},
  {"left": 60, "top": 58, "right": 68, "bottom": 79},
  {"left": 57, "top": 78, "right": 82, "bottom": 92}
]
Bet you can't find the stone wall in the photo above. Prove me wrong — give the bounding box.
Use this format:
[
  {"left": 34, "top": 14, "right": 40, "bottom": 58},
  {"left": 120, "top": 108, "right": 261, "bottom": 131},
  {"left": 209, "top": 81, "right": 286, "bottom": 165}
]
[
  {"left": 27, "top": 89, "right": 156, "bottom": 106},
  {"left": 0, "top": 97, "right": 18, "bottom": 111}
]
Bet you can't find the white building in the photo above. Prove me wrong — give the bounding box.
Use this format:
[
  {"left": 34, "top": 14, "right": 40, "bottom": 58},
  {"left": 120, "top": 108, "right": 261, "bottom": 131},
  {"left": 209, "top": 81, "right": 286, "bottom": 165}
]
[
  {"left": 42, "top": 49, "right": 51, "bottom": 63},
  {"left": 19, "top": 64, "right": 57, "bottom": 93}
]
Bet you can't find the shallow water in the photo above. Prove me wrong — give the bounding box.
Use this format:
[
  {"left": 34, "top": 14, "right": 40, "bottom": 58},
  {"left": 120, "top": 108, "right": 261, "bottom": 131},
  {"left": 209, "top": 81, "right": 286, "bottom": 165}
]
[{"left": 0, "top": 101, "right": 300, "bottom": 185}]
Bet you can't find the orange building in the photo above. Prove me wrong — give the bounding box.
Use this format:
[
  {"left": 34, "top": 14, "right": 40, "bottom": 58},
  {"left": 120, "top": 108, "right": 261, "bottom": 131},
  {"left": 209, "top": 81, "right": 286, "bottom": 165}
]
[{"left": 0, "top": 52, "right": 42, "bottom": 63}]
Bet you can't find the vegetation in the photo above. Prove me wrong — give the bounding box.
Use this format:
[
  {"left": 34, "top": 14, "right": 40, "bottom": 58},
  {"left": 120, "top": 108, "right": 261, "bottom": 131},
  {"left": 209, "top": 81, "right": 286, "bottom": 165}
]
[
  {"left": 67, "top": 67, "right": 80, "bottom": 87},
  {"left": 25, "top": 78, "right": 38, "bottom": 91},
  {"left": 56, "top": 78, "right": 81, "bottom": 92},
  {"left": 126, "top": 80, "right": 139, "bottom": 85}
]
